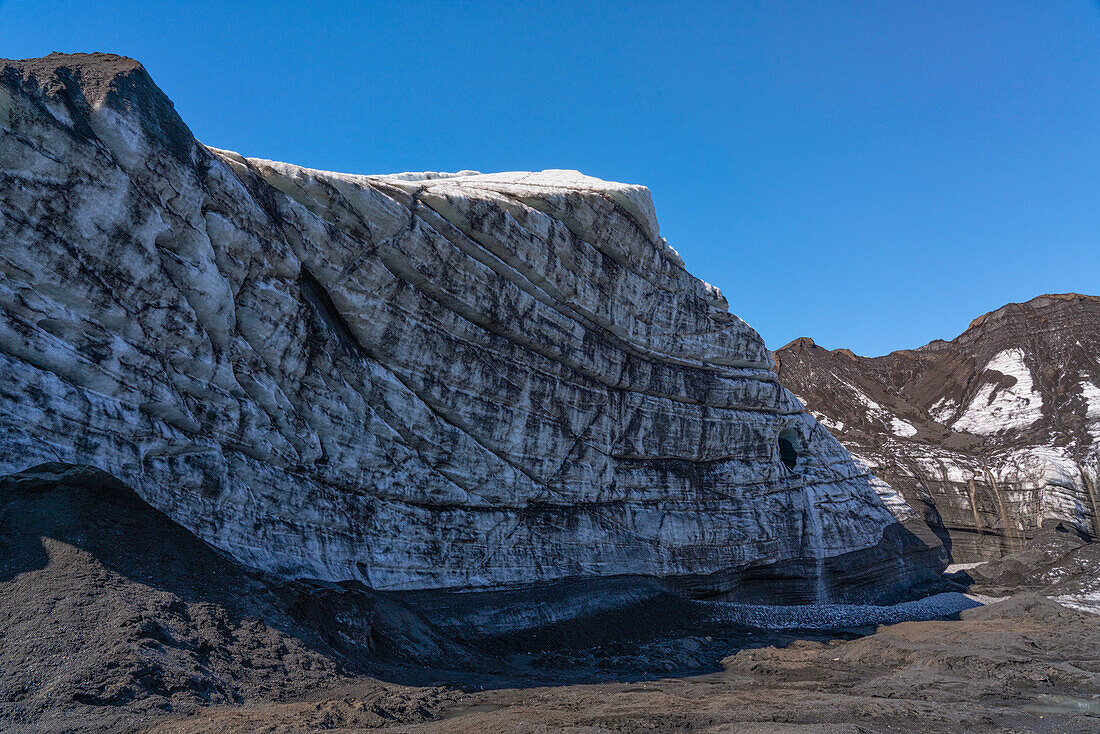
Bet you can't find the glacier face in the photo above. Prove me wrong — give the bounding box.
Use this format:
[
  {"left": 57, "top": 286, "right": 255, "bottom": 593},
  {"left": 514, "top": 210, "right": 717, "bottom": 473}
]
[{"left": 0, "top": 53, "right": 943, "bottom": 599}]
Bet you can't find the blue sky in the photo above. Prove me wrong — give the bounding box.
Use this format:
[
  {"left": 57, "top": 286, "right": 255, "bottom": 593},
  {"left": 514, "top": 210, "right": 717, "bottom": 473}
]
[{"left": 4, "top": 1, "right": 1098, "bottom": 356}]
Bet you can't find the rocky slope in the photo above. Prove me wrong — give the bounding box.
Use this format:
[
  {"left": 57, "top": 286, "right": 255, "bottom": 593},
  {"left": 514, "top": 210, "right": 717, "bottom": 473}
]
[
  {"left": 776, "top": 293, "right": 1100, "bottom": 562},
  {"left": 0, "top": 53, "right": 942, "bottom": 603},
  {"left": 0, "top": 464, "right": 467, "bottom": 732}
]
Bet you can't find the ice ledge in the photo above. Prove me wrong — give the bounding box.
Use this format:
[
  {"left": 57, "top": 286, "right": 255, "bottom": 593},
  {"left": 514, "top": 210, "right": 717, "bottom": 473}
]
[
  {"left": 377, "top": 169, "right": 659, "bottom": 242},
  {"left": 222, "top": 158, "right": 663, "bottom": 248}
]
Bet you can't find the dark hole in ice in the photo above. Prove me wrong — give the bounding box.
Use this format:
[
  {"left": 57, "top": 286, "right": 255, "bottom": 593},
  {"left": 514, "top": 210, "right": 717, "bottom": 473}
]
[{"left": 778, "top": 429, "right": 799, "bottom": 471}]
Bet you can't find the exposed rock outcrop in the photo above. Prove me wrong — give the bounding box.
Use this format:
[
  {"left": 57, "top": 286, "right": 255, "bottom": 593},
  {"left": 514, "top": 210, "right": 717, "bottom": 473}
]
[
  {"left": 776, "top": 294, "right": 1100, "bottom": 562},
  {"left": 0, "top": 53, "right": 942, "bottom": 602}
]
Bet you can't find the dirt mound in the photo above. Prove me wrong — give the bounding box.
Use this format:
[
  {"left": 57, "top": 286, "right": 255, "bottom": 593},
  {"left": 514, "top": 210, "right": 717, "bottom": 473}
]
[
  {"left": 962, "top": 592, "right": 1082, "bottom": 621},
  {"left": 962, "top": 527, "right": 1100, "bottom": 594},
  {"left": 0, "top": 464, "right": 462, "bottom": 732}
]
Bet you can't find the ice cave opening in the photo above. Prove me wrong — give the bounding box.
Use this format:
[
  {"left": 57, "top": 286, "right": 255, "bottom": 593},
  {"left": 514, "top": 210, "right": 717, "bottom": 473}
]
[{"left": 778, "top": 429, "right": 800, "bottom": 471}]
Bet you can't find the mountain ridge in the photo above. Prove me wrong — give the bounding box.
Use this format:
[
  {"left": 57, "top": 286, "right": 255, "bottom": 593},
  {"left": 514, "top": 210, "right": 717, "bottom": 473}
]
[
  {"left": 777, "top": 293, "right": 1100, "bottom": 360},
  {"left": 776, "top": 292, "right": 1100, "bottom": 561}
]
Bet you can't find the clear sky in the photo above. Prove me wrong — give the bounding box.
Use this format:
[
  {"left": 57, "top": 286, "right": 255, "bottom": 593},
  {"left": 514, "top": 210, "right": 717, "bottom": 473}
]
[{"left": 3, "top": 1, "right": 1098, "bottom": 356}]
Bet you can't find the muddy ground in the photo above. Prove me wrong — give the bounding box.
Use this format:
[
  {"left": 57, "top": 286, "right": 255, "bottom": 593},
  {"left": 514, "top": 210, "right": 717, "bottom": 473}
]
[{"left": 2, "top": 465, "right": 1097, "bottom": 733}]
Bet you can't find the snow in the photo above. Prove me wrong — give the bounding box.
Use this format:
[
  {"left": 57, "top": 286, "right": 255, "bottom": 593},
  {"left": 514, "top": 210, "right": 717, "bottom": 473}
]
[
  {"left": 890, "top": 417, "right": 918, "bottom": 437},
  {"left": 375, "top": 170, "right": 482, "bottom": 181},
  {"left": 810, "top": 410, "right": 845, "bottom": 433},
  {"left": 952, "top": 349, "right": 1043, "bottom": 435},
  {"left": 1080, "top": 379, "right": 1100, "bottom": 419},
  {"left": 1053, "top": 593, "right": 1100, "bottom": 615},
  {"left": 827, "top": 377, "right": 917, "bottom": 437},
  {"left": 929, "top": 396, "right": 957, "bottom": 423},
  {"left": 377, "top": 169, "right": 662, "bottom": 243}
]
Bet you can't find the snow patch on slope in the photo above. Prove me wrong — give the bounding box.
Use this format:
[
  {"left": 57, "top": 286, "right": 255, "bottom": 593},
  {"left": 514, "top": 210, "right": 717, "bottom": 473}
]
[
  {"left": 1054, "top": 593, "right": 1100, "bottom": 615},
  {"left": 808, "top": 409, "right": 845, "bottom": 434},
  {"left": 832, "top": 378, "right": 916, "bottom": 436},
  {"left": 929, "top": 397, "right": 957, "bottom": 423},
  {"left": 1080, "top": 380, "right": 1100, "bottom": 420},
  {"left": 953, "top": 349, "right": 1042, "bottom": 435},
  {"left": 380, "top": 169, "right": 662, "bottom": 244},
  {"left": 890, "top": 417, "right": 918, "bottom": 437}
]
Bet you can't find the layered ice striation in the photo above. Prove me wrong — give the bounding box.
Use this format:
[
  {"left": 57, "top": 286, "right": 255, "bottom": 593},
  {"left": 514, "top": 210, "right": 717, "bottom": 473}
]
[{"left": 0, "top": 53, "right": 943, "bottom": 600}]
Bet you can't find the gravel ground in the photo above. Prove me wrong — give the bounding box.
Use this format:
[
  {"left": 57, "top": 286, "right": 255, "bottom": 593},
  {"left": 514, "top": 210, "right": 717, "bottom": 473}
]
[{"left": 708, "top": 591, "right": 985, "bottom": 629}]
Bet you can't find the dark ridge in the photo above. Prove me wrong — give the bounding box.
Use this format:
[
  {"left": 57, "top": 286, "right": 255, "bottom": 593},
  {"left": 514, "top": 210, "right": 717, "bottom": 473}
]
[
  {"left": 778, "top": 293, "right": 1099, "bottom": 363},
  {"left": 0, "top": 51, "right": 196, "bottom": 166},
  {"left": 967, "top": 293, "right": 1100, "bottom": 332}
]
